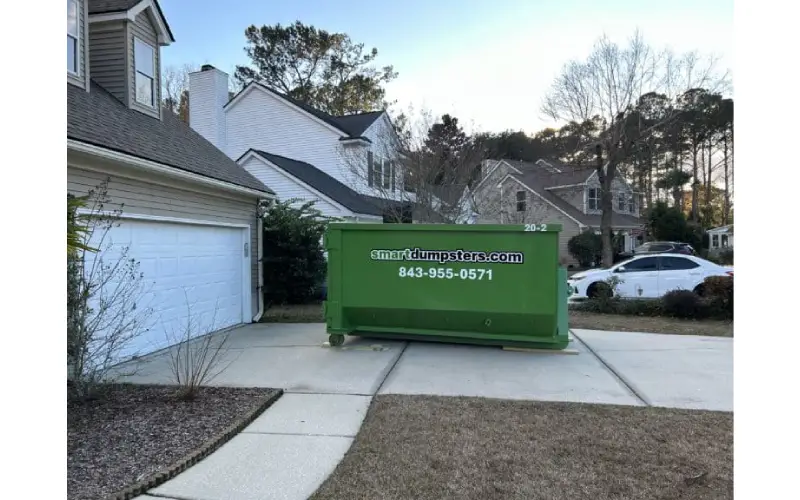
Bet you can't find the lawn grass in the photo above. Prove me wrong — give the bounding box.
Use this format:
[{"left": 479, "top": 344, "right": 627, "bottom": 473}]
[
  {"left": 311, "top": 395, "right": 733, "bottom": 500},
  {"left": 570, "top": 310, "right": 733, "bottom": 337},
  {"left": 260, "top": 303, "right": 732, "bottom": 337}
]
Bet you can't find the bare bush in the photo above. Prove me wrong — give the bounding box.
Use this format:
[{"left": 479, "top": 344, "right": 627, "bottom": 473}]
[
  {"left": 67, "top": 180, "right": 154, "bottom": 400},
  {"left": 166, "top": 295, "right": 235, "bottom": 401}
]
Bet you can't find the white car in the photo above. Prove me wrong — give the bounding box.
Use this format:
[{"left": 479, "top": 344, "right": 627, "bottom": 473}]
[{"left": 567, "top": 254, "right": 733, "bottom": 300}]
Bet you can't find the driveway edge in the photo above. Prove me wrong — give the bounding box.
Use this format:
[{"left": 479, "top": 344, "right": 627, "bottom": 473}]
[
  {"left": 108, "top": 389, "right": 284, "bottom": 500},
  {"left": 570, "top": 330, "right": 652, "bottom": 407}
]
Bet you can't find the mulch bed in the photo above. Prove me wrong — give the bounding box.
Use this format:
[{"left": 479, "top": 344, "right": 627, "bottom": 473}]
[
  {"left": 311, "top": 395, "right": 733, "bottom": 500},
  {"left": 68, "top": 384, "right": 278, "bottom": 500}
]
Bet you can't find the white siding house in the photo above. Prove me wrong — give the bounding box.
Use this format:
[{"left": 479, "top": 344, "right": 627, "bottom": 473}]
[{"left": 189, "top": 67, "right": 406, "bottom": 221}]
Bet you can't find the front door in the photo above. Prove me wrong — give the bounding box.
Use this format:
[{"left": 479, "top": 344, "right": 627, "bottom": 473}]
[{"left": 612, "top": 256, "right": 660, "bottom": 298}]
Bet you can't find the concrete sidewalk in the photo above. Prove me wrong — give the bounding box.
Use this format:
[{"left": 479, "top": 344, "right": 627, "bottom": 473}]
[{"left": 125, "top": 322, "right": 732, "bottom": 500}]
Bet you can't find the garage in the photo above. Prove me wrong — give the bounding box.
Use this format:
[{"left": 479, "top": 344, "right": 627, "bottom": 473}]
[{"left": 86, "top": 216, "right": 251, "bottom": 359}]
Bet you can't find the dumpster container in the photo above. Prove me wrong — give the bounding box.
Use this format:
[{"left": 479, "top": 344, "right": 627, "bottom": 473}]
[{"left": 323, "top": 223, "right": 569, "bottom": 350}]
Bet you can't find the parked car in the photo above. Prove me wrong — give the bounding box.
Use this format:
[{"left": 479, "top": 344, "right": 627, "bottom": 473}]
[
  {"left": 567, "top": 254, "right": 733, "bottom": 300},
  {"left": 634, "top": 241, "right": 696, "bottom": 255}
]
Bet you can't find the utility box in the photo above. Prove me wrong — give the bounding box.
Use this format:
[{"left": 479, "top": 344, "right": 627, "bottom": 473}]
[{"left": 323, "top": 223, "right": 569, "bottom": 350}]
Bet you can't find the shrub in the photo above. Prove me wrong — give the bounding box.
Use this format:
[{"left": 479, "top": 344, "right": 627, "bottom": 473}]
[
  {"left": 262, "top": 199, "right": 336, "bottom": 305},
  {"left": 568, "top": 231, "right": 602, "bottom": 268},
  {"left": 570, "top": 297, "right": 662, "bottom": 317},
  {"left": 703, "top": 275, "right": 733, "bottom": 319},
  {"left": 662, "top": 290, "right": 709, "bottom": 319},
  {"left": 719, "top": 248, "right": 734, "bottom": 265}
]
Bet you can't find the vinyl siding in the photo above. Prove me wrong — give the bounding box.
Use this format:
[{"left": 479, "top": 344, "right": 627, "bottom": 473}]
[
  {"left": 225, "top": 88, "right": 343, "bottom": 184},
  {"left": 88, "top": 21, "right": 127, "bottom": 102},
  {"left": 550, "top": 185, "right": 585, "bottom": 212},
  {"left": 67, "top": 163, "right": 260, "bottom": 316},
  {"left": 585, "top": 175, "right": 639, "bottom": 218},
  {"left": 238, "top": 155, "right": 352, "bottom": 218},
  {"left": 360, "top": 114, "right": 405, "bottom": 200},
  {"left": 129, "top": 11, "right": 161, "bottom": 118},
  {"left": 67, "top": 0, "right": 87, "bottom": 88}
]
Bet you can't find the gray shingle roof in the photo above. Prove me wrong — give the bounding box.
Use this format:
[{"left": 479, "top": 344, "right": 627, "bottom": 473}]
[
  {"left": 68, "top": 81, "right": 273, "bottom": 194},
  {"left": 227, "top": 83, "right": 383, "bottom": 139},
  {"left": 247, "top": 150, "right": 401, "bottom": 216},
  {"left": 509, "top": 163, "right": 643, "bottom": 228},
  {"left": 88, "top": 0, "right": 174, "bottom": 42}
]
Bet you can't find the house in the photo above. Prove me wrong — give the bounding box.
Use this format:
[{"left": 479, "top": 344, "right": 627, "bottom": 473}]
[
  {"left": 67, "top": 0, "right": 276, "bottom": 358},
  {"left": 469, "top": 159, "right": 644, "bottom": 264},
  {"left": 187, "top": 66, "right": 411, "bottom": 222},
  {"left": 707, "top": 224, "right": 733, "bottom": 252}
]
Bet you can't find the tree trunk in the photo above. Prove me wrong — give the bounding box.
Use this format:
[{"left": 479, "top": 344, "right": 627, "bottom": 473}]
[
  {"left": 596, "top": 145, "right": 615, "bottom": 268},
  {"left": 645, "top": 148, "right": 654, "bottom": 209},
  {"left": 691, "top": 143, "right": 699, "bottom": 222},
  {"left": 723, "top": 132, "right": 730, "bottom": 225},
  {"left": 705, "top": 140, "right": 713, "bottom": 225}
]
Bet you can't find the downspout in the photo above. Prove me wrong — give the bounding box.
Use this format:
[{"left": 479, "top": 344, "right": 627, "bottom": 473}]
[{"left": 252, "top": 201, "right": 266, "bottom": 322}]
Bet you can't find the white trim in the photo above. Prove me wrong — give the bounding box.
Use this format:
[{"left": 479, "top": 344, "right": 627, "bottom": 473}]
[
  {"left": 498, "top": 174, "right": 584, "bottom": 227},
  {"left": 67, "top": 0, "right": 80, "bottom": 77},
  {"left": 68, "top": 139, "right": 275, "bottom": 198},
  {"left": 473, "top": 159, "right": 522, "bottom": 193},
  {"left": 88, "top": 0, "right": 174, "bottom": 44},
  {"left": 546, "top": 183, "right": 587, "bottom": 190},
  {"left": 133, "top": 36, "right": 156, "bottom": 108},
  {"left": 340, "top": 138, "right": 371, "bottom": 147},
  {"left": 238, "top": 150, "right": 353, "bottom": 215},
  {"left": 225, "top": 84, "right": 345, "bottom": 137},
  {"left": 76, "top": 210, "right": 253, "bottom": 322}
]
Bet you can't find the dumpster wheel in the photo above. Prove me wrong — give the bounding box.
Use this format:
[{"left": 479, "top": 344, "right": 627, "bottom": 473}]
[{"left": 329, "top": 334, "right": 345, "bottom": 347}]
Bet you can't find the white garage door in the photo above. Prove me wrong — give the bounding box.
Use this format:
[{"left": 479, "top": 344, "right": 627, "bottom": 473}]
[{"left": 86, "top": 217, "right": 249, "bottom": 359}]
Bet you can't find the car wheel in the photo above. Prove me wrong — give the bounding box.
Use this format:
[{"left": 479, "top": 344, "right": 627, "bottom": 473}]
[
  {"left": 693, "top": 284, "right": 706, "bottom": 297},
  {"left": 587, "top": 282, "right": 612, "bottom": 299}
]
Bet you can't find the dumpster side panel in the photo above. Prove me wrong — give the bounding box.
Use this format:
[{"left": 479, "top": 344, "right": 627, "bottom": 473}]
[{"left": 325, "top": 224, "right": 569, "bottom": 349}]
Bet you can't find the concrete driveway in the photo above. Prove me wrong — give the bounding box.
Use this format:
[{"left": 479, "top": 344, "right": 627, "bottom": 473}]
[{"left": 121, "top": 322, "right": 731, "bottom": 500}]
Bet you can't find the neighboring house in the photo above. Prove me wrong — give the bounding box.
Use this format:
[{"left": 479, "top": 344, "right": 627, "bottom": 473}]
[
  {"left": 707, "top": 224, "right": 733, "bottom": 253},
  {"left": 188, "top": 67, "right": 409, "bottom": 222},
  {"left": 469, "top": 159, "right": 644, "bottom": 264},
  {"left": 67, "top": 0, "right": 275, "bottom": 358}
]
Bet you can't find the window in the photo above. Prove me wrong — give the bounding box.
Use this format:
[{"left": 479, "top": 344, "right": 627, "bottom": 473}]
[
  {"left": 67, "top": 0, "right": 78, "bottom": 74},
  {"left": 382, "top": 160, "right": 393, "bottom": 190},
  {"left": 368, "top": 153, "right": 395, "bottom": 191},
  {"left": 617, "top": 257, "right": 658, "bottom": 273},
  {"left": 721, "top": 234, "right": 729, "bottom": 247},
  {"left": 134, "top": 38, "right": 155, "bottom": 107},
  {"left": 628, "top": 197, "right": 636, "bottom": 213},
  {"left": 712, "top": 234, "right": 719, "bottom": 248},
  {"left": 617, "top": 192, "right": 626, "bottom": 211},
  {"left": 516, "top": 190, "right": 526, "bottom": 212},
  {"left": 587, "top": 188, "right": 599, "bottom": 210},
  {"left": 659, "top": 256, "right": 700, "bottom": 271}
]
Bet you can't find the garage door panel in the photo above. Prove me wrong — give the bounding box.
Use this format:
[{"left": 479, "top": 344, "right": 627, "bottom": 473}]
[{"left": 86, "top": 218, "right": 248, "bottom": 362}]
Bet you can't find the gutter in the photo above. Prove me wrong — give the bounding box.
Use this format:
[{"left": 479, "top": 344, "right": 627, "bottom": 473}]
[
  {"left": 252, "top": 201, "right": 267, "bottom": 322},
  {"left": 68, "top": 139, "right": 274, "bottom": 199}
]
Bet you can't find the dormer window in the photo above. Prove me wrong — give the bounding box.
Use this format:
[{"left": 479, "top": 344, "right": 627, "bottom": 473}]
[
  {"left": 67, "top": 0, "right": 78, "bottom": 74},
  {"left": 587, "top": 188, "right": 599, "bottom": 211},
  {"left": 134, "top": 38, "right": 156, "bottom": 107}
]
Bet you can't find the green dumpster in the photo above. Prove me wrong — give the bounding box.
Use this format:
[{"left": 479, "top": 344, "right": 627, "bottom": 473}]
[{"left": 323, "top": 223, "right": 569, "bottom": 350}]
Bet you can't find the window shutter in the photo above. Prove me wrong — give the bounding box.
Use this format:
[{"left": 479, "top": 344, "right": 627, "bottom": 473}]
[
  {"left": 367, "top": 151, "right": 374, "bottom": 187},
  {"left": 390, "top": 162, "right": 396, "bottom": 192}
]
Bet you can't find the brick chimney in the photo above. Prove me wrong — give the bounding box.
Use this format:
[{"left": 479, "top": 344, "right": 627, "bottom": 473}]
[{"left": 189, "top": 64, "right": 229, "bottom": 152}]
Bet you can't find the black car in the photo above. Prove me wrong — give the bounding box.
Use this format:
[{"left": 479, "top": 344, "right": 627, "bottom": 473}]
[{"left": 633, "top": 241, "right": 696, "bottom": 255}]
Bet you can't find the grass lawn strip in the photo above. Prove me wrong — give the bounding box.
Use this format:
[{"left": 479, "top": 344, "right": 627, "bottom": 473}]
[
  {"left": 570, "top": 310, "right": 733, "bottom": 337},
  {"left": 262, "top": 303, "right": 733, "bottom": 337},
  {"left": 68, "top": 384, "right": 280, "bottom": 500},
  {"left": 311, "top": 395, "right": 733, "bottom": 500}
]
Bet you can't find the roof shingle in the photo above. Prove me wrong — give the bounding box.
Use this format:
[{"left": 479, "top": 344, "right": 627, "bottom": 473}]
[
  {"left": 248, "top": 150, "right": 400, "bottom": 216},
  {"left": 68, "top": 81, "right": 273, "bottom": 194}
]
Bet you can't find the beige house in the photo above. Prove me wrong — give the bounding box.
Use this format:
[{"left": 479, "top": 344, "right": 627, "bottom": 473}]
[
  {"left": 470, "top": 159, "right": 644, "bottom": 265},
  {"left": 67, "top": 0, "right": 275, "bottom": 357}
]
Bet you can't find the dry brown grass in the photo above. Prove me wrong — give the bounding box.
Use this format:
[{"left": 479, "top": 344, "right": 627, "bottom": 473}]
[
  {"left": 570, "top": 310, "right": 733, "bottom": 337},
  {"left": 311, "top": 395, "right": 733, "bottom": 500},
  {"left": 260, "top": 303, "right": 323, "bottom": 323}
]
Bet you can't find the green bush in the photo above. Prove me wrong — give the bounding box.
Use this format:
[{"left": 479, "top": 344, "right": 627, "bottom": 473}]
[
  {"left": 262, "top": 199, "right": 335, "bottom": 305},
  {"left": 719, "top": 248, "right": 734, "bottom": 265},
  {"left": 662, "top": 290, "right": 709, "bottom": 319},
  {"left": 703, "top": 275, "right": 733, "bottom": 319},
  {"left": 568, "top": 231, "right": 602, "bottom": 268}
]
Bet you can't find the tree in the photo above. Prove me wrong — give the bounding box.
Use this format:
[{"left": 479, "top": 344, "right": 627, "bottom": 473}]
[
  {"left": 234, "top": 21, "right": 397, "bottom": 115},
  {"left": 261, "top": 199, "right": 333, "bottom": 305},
  {"left": 423, "top": 114, "right": 469, "bottom": 184},
  {"left": 542, "top": 31, "right": 727, "bottom": 266},
  {"left": 162, "top": 63, "right": 196, "bottom": 123},
  {"left": 655, "top": 168, "right": 692, "bottom": 208}
]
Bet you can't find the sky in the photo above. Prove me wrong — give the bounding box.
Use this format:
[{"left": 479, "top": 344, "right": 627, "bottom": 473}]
[{"left": 157, "top": 0, "right": 733, "bottom": 134}]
